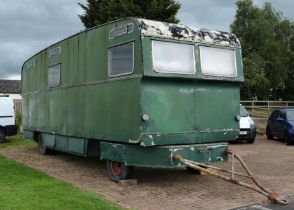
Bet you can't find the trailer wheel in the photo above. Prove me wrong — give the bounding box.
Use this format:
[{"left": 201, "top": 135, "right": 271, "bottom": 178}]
[
  {"left": 37, "top": 134, "right": 48, "bottom": 155},
  {"left": 0, "top": 129, "right": 6, "bottom": 144},
  {"left": 106, "top": 160, "right": 134, "bottom": 182}
]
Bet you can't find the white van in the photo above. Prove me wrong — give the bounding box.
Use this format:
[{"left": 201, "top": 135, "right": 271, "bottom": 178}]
[
  {"left": 0, "top": 96, "right": 17, "bottom": 143},
  {"left": 238, "top": 104, "right": 256, "bottom": 143}
]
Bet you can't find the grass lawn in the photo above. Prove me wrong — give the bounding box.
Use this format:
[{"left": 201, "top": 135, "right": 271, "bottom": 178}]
[
  {"left": 0, "top": 134, "right": 35, "bottom": 149},
  {"left": 0, "top": 136, "right": 122, "bottom": 210}
]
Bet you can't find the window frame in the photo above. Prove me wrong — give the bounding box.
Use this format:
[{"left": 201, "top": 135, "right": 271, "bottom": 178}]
[
  {"left": 48, "top": 63, "right": 61, "bottom": 88},
  {"left": 108, "top": 42, "right": 135, "bottom": 77},
  {"left": 151, "top": 40, "right": 196, "bottom": 75},
  {"left": 199, "top": 45, "right": 237, "bottom": 77}
]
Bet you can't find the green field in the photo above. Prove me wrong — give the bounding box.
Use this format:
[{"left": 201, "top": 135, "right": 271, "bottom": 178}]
[{"left": 0, "top": 136, "right": 122, "bottom": 210}]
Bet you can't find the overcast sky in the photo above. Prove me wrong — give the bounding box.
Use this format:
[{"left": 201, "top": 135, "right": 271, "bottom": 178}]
[{"left": 0, "top": 0, "right": 293, "bottom": 80}]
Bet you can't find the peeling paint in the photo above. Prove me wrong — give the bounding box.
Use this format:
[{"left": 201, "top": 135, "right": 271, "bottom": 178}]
[
  {"left": 137, "top": 18, "right": 240, "bottom": 48},
  {"left": 216, "top": 157, "right": 224, "bottom": 162},
  {"left": 179, "top": 88, "right": 194, "bottom": 95},
  {"left": 129, "top": 139, "right": 139, "bottom": 143}
]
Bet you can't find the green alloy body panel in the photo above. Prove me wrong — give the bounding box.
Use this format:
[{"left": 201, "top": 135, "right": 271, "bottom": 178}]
[
  {"left": 140, "top": 78, "right": 240, "bottom": 146},
  {"left": 22, "top": 18, "right": 143, "bottom": 146},
  {"left": 22, "top": 18, "right": 243, "bottom": 167},
  {"left": 100, "top": 141, "right": 228, "bottom": 167}
]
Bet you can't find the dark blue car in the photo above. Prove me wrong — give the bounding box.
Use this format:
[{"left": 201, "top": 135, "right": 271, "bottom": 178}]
[{"left": 266, "top": 109, "right": 294, "bottom": 144}]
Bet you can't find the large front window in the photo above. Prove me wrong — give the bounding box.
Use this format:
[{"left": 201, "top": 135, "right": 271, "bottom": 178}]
[
  {"left": 200, "top": 46, "right": 237, "bottom": 77},
  {"left": 152, "top": 41, "right": 195, "bottom": 74}
]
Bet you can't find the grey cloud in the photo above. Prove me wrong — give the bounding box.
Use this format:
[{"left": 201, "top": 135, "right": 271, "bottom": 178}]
[
  {"left": 0, "top": 0, "right": 86, "bottom": 79},
  {"left": 0, "top": 0, "right": 293, "bottom": 79}
]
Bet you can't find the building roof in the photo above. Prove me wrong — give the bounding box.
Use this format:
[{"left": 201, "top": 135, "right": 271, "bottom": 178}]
[
  {"left": 137, "top": 18, "right": 240, "bottom": 48},
  {"left": 0, "top": 80, "right": 21, "bottom": 94}
]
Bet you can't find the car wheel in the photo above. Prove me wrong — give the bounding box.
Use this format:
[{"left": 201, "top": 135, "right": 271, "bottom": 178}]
[
  {"left": 284, "top": 130, "right": 291, "bottom": 145},
  {"left": 266, "top": 125, "right": 273, "bottom": 140},
  {"left": 0, "top": 129, "right": 6, "bottom": 144},
  {"left": 106, "top": 160, "right": 134, "bottom": 182},
  {"left": 247, "top": 138, "right": 255, "bottom": 144}
]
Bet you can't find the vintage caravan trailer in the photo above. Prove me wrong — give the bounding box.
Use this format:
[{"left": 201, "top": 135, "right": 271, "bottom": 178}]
[{"left": 22, "top": 18, "right": 243, "bottom": 182}]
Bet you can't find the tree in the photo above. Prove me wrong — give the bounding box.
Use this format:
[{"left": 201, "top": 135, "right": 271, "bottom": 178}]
[
  {"left": 78, "top": 0, "right": 181, "bottom": 28},
  {"left": 231, "top": 0, "right": 294, "bottom": 100}
]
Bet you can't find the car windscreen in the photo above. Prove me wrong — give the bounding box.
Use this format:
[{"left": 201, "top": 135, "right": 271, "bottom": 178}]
[
  {"left": 152, "top": 41, "right": 195, "bottom": 74},
  {"left": 287, "top": 110, "right": 294, "bottom": 121},
  {"left": 240, "top": 105, "right": 249, "bottom": 117}
]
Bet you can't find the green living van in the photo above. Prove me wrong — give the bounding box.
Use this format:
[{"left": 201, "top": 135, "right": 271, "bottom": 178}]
[{"left": 22, "top": 18, "right": 243, "bottom": 182}]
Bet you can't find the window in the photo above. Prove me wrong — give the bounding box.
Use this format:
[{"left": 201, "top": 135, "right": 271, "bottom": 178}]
[
  {"left": 200, "top": 46, "right": 237, "bottom": 77},
  {"left": 152, "top": 41, "right": 195, "bottom": 74},
  {"left": 48, "top": 64, "right": 61, "bottom": 88},
  {"left": 240, "top": 105, "right": 249, "bottom": 117},
  {"left": 286, "top": 110, "right": 294, "bottom": 121},
  {"left": 109, "top": 42, "right": 134, "bottom": 76}
]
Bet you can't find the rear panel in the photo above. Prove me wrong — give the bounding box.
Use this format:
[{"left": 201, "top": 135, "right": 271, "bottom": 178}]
[{"left": 140, "top": 36, "right": 243, "bottom": 146}]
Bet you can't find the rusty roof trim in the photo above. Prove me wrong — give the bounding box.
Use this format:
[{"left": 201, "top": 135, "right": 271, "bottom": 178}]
[{"left": 137, "top": 18, "right": 240, "bottom": 48}]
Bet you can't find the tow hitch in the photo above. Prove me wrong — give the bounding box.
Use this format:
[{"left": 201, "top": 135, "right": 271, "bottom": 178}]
[{"left": 173, "top": 150, "right": 288, "bottom": 205}]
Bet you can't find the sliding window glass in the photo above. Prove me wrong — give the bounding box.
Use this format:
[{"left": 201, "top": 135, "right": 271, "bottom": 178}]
[
  {"left": 48, "top": 64, "right": 61, "bottom": 88},
  {"left": 109, "top": 42, "right": 134, "bottom": 76}
]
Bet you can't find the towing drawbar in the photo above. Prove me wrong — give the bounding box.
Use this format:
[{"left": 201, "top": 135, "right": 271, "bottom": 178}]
[{"left": 173, "top": 150, "right": 288, "bottom": 205}]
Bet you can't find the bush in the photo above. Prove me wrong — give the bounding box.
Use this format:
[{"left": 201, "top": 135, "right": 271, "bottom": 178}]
[{"left": 16, "top": 112, "right": 22, "bottom": 127}]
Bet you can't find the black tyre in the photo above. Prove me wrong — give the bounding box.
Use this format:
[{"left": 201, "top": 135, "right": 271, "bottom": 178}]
[
  {"left": 247, "top": 138, "right": 255, "bottom": 144},
  {"left": 266, "top": 125, "right": 273, "bottom": 140},
  {"left": 284, "top": 130, "right": 291, "bottom": 145},
  {"left": 106, "top": 160, "right": 134, "bottom": 182},
  {"left": 0, "top": 129, "right": 6, "bottom": 144},
  {"left": 186, "top": 167, "right": 201, "bottom": 175},
  {"left": 37, "top": 134, "right": 48, "bottom": 155}
]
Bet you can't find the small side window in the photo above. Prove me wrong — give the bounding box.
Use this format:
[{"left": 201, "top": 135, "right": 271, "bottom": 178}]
[
  {"left": 48, "top": 64, "right": 61, "bottom": 88},
  {"left": 108, "top": 42, "right": 134, "bottom": 76}
]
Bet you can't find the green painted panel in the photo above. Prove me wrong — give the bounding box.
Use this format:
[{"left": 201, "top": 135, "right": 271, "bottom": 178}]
[
  {"left": 36, "top": 92, "right": 49, "bottom": 131},
  {"left": 55, "top": 135, "right": 68, "bottom": 150},
  {"left": 66, "top": 36, "right": 80, "bottom": 85},
  {"left": 22, "top": 95, "right": 29, "bottom": 129},
  {"left": 49, "top": 89, "right": 67, "bottom": 134},
  {"left": 42, "top": 133, "right": 55, "bottom": 147},
  {"left": 141, "top": 131, "right": 237, "bottom": 146},
  {"left": 141, "top": 78, "right": 195, "bottom": 134},
  {"left": 37, "top": 51, "right": 47, "bottom": 91},
  {"left": 100, "top": 141, "right": 228, "bottom": 167},
  {"left": 84, "top": 78, "right": 141, "bottom": 142},
  {"left": 78, "top": 33, "right": 87, "bottom": 83},
  {"left": 68, "top": 137, "right": 85, "bottom": 154},
  {"left": 195, "top": 81, "right": 240, "bottom": 133},
  {"left": 66, "top": 87, "right": 85, "bottom": 137},
  {"left": 28, "top": 94, "right": 37, "bottom": 129},
  {"left": 86, "top": 29, "right": 107, "bottom": 82},
  {"left": 141, "top": 79, "right": 240, "bottom": 145}
]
